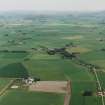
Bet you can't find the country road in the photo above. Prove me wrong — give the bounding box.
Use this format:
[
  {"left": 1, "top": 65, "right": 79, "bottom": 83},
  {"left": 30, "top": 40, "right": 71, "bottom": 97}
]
[{"left": 93, "top": 68, "right": 105, "bottom": 105}]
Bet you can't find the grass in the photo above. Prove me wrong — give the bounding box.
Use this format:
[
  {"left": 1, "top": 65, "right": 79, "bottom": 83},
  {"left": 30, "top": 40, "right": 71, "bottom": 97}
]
[
  {"left": 0, "top": 52, "right": 28, "bottom": 59},
  {"left": 70, "top": 82, "right": 98, "bottom": 105},
  {"left": 0, "top": 90, "right": 64, "bottom": 105}
]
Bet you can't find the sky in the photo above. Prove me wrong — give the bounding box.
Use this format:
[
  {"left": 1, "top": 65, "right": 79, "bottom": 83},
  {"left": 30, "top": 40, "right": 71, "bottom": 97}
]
[{"left": 0, "top": 0, "right": 105, "bottom": 11}]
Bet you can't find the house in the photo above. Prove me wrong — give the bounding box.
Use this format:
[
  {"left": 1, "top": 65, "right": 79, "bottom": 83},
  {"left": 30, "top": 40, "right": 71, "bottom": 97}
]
[
  {"left": 23, "top": 77, "right": 34, "bottom": 85},
  {"left": 22, "top": 77, "right": 40, "bottom": 85}
]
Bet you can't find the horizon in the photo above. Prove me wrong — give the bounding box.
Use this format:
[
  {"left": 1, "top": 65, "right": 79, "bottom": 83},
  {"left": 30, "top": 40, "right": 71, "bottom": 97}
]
[{"left": 0, "top": 10, "right": 105, "bottom": 13}]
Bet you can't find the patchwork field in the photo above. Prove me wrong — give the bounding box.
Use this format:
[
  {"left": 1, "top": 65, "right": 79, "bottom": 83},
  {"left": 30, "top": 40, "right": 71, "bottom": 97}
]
[{"left": 0, "top": 12, "right": 105, "bottom": 105}]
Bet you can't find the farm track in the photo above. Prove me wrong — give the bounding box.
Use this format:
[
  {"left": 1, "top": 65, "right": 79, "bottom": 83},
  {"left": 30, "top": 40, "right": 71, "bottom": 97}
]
[
  {"left": 64, "top": 81, "right": 71, "bottom": 105},
  {"left": 93, "top": 68, "right": 105, "bottom": 105},
  {"left": 0, "top": 79, "right": 15, "bottom": 96}
]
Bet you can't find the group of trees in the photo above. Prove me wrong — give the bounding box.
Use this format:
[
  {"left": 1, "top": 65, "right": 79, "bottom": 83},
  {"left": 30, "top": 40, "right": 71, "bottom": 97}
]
[
  {"left": 0, "top": 50, "right": 27, "bottom": 53},
  {"left": 47, "top": 47, "right": 76, "bottom": 59},
  {"left": 101, "top": 48, "right": 105, "bottom": 52}
]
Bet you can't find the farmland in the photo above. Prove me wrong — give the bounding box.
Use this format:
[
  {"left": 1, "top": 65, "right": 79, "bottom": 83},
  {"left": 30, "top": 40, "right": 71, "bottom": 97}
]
[{"left": 0, "top": 11, "right": 105, "bottom": 105}]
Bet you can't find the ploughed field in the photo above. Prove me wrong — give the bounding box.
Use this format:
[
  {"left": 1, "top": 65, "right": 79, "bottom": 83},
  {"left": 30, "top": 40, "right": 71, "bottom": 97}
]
[{"left": 0, "top": 12, "right": 105, "bottom": 105}]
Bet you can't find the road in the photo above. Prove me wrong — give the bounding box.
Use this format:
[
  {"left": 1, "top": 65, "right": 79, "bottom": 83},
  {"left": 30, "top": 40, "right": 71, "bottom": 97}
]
[{"left": 93, "top": 68, "right": 105, "bottom": 105}]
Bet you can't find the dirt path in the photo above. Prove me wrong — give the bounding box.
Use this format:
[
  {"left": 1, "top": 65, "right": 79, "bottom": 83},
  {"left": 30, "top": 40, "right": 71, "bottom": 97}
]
[
  {"left": 0, "top": 80, "right": 14, "bottom": 96},
  {"left": 64, "top": 81, "right": 71, "bottom": 105}
]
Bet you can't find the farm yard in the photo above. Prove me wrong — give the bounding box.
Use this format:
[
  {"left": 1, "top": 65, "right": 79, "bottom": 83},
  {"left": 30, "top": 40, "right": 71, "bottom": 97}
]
[{"left": 0, "top": 11, "right": 105, "bottom": 105}]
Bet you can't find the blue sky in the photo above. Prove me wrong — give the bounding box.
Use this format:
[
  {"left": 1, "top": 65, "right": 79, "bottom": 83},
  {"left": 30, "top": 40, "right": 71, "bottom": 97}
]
[{"left": 0, "top": 0, "right": 105, "bottom": 11}]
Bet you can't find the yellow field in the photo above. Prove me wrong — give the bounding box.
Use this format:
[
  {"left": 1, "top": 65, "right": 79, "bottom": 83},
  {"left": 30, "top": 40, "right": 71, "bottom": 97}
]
[
  {"left": 91, "top": 60, "right": 105, "bottom": 69},
  {"left": 62, "top": 35, "right": 83, "bottom": 40},
  {"left": 66, "top": 47, "right": 91, "bottom": 53}
]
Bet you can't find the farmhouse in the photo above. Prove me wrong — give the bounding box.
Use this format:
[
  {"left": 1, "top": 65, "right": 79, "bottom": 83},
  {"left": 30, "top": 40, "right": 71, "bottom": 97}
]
[
  {"left": 23, "top": 77, "right": 40, "bottom": 85},
  {"left": 23, "top": 77, "right": 34, "bottom": 85}
]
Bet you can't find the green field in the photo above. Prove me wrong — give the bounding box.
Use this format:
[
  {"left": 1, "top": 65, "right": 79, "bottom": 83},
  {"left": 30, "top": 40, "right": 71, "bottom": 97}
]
[
  {"left": 0, "top": 90, "right": 64, "bottom": 105},
  {"left": 0, "top": 11, "right": 105, "bottom": 105}
]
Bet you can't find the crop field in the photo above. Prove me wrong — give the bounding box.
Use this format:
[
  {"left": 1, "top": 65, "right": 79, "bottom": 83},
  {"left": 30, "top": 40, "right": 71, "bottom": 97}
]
[
  {"left": 0, "top": 90, "right": 64, "bottom": 105},
  {"left": 29, "top": 81, "right": 68, "bottom": 93},
  {"left": 0, "top": 12, "right": 105, "bottom": 105}
]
